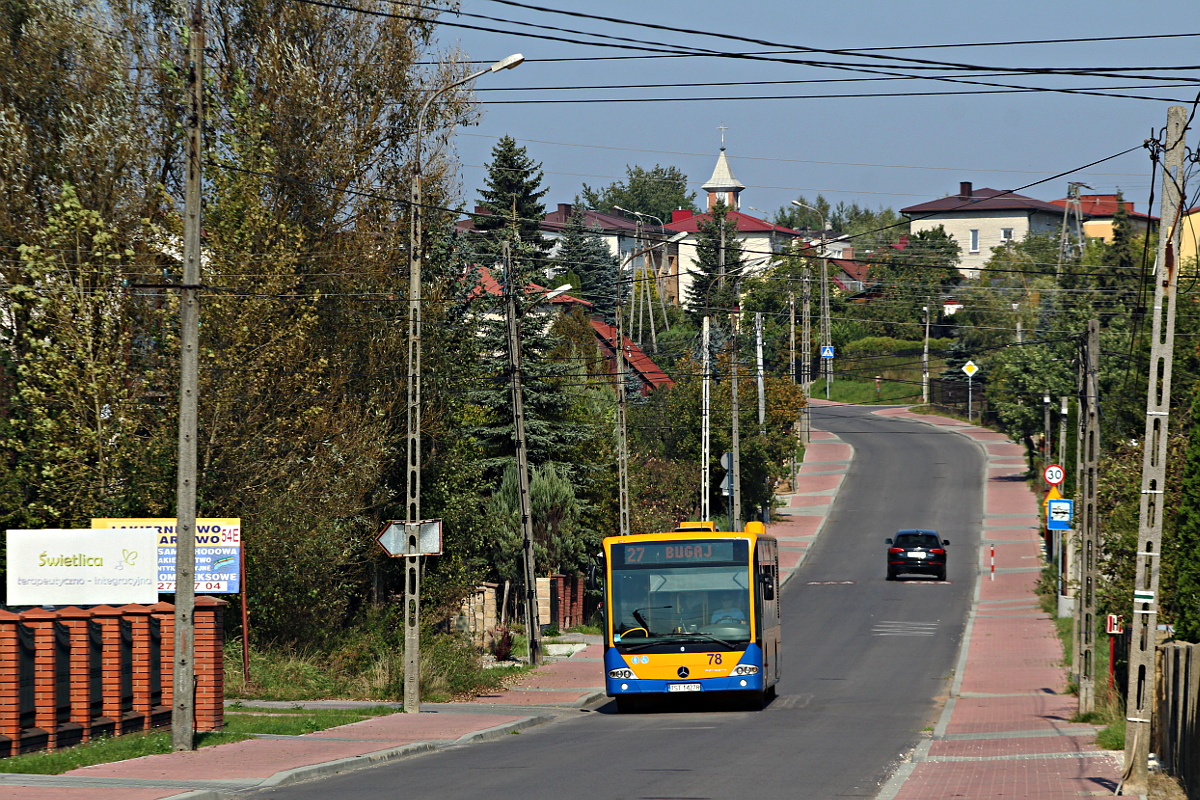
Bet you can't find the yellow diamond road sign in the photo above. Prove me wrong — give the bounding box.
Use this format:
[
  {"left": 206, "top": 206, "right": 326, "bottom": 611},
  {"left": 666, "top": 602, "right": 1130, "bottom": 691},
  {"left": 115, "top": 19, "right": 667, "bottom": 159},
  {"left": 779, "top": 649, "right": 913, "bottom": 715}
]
[{"left": 962, "top": 360, "right": 978, "bottom": 377}]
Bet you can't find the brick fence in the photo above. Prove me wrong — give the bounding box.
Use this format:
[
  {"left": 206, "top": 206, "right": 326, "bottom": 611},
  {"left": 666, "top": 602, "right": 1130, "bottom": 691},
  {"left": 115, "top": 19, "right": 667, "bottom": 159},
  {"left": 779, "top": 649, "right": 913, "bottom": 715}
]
[{"left": 0, "top": 597, "right": 225, "bottom": 757}]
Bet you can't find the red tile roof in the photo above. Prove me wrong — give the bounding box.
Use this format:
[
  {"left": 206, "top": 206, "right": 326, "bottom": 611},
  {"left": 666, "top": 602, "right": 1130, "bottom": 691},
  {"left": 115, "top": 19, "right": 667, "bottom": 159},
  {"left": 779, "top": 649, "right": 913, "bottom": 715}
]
[
  {"left": 589, "top": 319, "right": 674, "bottom": 394},
  {"left": 1049, "top": 194, "right": 1157, "bottom": 221},
  {"left": 901, "top": 187, "right": 1063, "bottom": 216},
  {"left": 663, "top": 209, "right": 802, "bottom": 236},
  {"left": 468, "top": 266, "right": 593, "bottom": 307}
]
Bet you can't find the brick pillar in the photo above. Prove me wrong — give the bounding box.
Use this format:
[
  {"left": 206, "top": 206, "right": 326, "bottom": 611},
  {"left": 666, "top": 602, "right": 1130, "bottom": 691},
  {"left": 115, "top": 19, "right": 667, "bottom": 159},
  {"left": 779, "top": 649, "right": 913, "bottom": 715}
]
[
  {"left": 20, "top": 608, "right": 57, "bottom": 750},
  {"left": 55, "top": 607, "right": 93, "bottom": 743},
  {"left": 149, "top": 602, "right": 174, "bottom": 728},
  {"left": 90, "top": 605, "right": 125, "bottom": 735},
  {"left": 119, "top": 605, "right": 152, "bottom": 733},
  {"left": 0, "top": 610, "right": 20, "bottom": 757},
  {"left": 574, "top": 574, "right": 585, "bottom": 628},
  {"left": 193, "top": 596, "right": 226, "bottom": 732}
]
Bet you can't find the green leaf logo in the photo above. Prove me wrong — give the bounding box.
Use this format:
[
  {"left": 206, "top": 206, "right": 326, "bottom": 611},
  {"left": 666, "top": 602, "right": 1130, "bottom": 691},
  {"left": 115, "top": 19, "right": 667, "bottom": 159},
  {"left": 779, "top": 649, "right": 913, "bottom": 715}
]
[{"left": 122, "top": 549, "right": 138, "bottom": 566}]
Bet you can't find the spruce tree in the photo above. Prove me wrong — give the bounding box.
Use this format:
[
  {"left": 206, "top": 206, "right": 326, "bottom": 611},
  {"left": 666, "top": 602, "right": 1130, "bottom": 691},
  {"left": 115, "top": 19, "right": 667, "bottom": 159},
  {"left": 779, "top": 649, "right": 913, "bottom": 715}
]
[
  {"left": 685, "top": 202, "right": 744, "bottom": 323},
  {"left": 475, "top": 135, "right": 551, "bottom": 265},
  {"left": 554, "top": 211, "right": 620, "bottom": 320}
]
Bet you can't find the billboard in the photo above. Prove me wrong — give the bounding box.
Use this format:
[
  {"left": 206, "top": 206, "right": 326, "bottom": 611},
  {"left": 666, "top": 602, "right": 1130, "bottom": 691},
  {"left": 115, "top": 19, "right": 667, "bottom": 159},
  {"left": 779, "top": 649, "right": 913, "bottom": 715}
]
[
  {"left": 92, "top": 518, "right": 241, "bottom": 594},
  {"left": 7, "top": 528, "right": 158, "bottom": 605}
]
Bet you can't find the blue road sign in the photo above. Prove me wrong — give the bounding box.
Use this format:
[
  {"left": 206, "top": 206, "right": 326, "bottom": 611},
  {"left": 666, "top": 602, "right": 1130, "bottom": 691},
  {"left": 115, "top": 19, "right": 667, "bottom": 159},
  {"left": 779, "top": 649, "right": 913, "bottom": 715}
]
[
  {"left": 820, "top": 345, "right": 835, "bottom": 359},
  {"left": 1047, "top": 499, "right": 1074, "bottom": 530}
]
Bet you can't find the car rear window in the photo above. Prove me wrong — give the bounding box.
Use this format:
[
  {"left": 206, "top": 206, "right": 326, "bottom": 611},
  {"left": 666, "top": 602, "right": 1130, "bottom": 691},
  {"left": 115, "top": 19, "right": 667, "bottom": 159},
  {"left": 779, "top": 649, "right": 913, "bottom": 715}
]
[{"left": 895, "top": 533, "right": 939, "bottom": 547}]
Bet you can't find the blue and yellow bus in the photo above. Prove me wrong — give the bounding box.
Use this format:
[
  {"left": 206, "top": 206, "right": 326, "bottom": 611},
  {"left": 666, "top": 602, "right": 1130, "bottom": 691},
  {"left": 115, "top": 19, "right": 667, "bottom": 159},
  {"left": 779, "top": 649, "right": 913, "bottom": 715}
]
[{"left": 602, "top": 521, "right": 780, "bottom": 711}]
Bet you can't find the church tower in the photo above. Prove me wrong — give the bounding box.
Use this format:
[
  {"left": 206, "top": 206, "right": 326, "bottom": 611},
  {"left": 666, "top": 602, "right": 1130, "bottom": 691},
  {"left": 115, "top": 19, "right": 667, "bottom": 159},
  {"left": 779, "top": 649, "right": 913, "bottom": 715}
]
[{"left": 701, "top": 146, "right": 745, "bottom": 213}]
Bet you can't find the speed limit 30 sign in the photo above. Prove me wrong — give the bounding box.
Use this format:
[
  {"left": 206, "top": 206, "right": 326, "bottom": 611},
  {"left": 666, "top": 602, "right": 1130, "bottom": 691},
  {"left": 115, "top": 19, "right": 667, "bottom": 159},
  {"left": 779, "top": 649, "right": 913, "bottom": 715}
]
[{"left": 1044, "top": 464, "right": 1065, "bottom": 485}]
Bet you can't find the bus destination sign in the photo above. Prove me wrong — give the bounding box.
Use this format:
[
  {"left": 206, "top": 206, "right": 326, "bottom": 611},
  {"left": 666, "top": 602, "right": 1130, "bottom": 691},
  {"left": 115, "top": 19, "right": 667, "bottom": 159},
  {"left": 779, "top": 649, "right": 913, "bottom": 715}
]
[{"left": 616, "top": 539, "right": 746, "bottom": 566}]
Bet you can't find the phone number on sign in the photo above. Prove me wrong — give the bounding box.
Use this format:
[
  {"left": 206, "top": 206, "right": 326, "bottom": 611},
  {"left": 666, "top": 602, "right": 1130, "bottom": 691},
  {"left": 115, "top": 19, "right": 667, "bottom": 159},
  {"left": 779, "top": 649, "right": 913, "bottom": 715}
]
[{"left": 158, "top": 581, "right": 230, "bottom": 592}]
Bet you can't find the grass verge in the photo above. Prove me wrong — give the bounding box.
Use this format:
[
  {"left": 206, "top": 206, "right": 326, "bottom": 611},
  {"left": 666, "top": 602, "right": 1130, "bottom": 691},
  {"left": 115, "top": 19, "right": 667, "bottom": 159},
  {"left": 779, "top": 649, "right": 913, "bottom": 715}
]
[
  {"left": 1039, "top": 564, "right": 1125, "bottom": 749},
  {"left": 0, "top": 704, "right": 398, "bottom": 775}
]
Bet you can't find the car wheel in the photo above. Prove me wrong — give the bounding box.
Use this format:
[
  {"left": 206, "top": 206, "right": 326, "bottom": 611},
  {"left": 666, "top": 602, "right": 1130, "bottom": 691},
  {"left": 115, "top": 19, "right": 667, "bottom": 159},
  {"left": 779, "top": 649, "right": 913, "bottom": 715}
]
[
  {"left": 886, "top": 568, "right": 897, "bottom": 581},
  {"left": 936, "top": 568, "right": 947, "bottom": 582}
]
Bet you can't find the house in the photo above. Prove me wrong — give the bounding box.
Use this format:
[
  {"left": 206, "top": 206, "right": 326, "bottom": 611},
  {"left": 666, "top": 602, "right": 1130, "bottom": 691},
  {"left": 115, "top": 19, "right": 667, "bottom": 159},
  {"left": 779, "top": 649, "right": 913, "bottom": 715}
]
[
  {"left": 468, "top": 266, "right": 674, "bottom": 395},
  {"left": 664, "top": 147, "right": 804, "bottom": 304},
  {"left": 901, "top": 182, "right": 1064, "bottom": 277},
  {"left": 1182, "top": 207, "right": 1200, "bottom": 268},
  {"left": 457, "top": 203, "right": 683, "bottom": 305},
  {"left": 1048, "top": 194, "right": 1157, "bottom": 243}
]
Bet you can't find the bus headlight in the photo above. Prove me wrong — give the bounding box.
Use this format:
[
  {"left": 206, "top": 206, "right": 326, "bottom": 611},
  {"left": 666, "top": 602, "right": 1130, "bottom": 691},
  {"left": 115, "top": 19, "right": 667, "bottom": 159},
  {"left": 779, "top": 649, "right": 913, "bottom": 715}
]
[
  {"left": 608, "top": 668, "right": 635, "bottom": 680},
  {"left": 731, "top": 664, "right": 759, "bottom": 676}
]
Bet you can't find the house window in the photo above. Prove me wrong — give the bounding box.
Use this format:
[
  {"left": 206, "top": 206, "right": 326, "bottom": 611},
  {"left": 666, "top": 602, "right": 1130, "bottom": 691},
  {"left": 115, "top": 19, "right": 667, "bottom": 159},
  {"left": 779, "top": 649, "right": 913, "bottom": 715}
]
[
  {"left": 969, "top": 229, "right": 980, "bottom": 253},
  {"left": 1001, "top": 227, "right": 1014, "bottom": 243}
]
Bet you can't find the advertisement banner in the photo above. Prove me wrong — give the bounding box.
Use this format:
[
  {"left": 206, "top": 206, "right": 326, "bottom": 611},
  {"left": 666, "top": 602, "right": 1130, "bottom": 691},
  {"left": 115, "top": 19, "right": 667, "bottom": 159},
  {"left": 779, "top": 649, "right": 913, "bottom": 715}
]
[
  {"left": 6, "top": 528, "right": 158, "bottom": 606},
  {"left": 91, "top": 518, "right": 241, "bottom": 594}
]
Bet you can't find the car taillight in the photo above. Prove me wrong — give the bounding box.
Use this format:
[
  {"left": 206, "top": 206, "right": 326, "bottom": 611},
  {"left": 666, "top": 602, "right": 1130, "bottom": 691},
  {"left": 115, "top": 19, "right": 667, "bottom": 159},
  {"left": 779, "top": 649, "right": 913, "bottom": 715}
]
[
  {"left": 889, "top": 547, "right": 904, "bottom": 554},
  {"left": 929, "top": 548, "right": 945, "bottom": 555}
]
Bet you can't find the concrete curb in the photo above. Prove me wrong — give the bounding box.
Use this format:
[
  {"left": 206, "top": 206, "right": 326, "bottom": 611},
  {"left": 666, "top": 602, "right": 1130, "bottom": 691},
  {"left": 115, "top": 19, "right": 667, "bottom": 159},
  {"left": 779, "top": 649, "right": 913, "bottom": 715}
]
[{"left": 159, "top": 714, "right": 557, "bottom": 800}]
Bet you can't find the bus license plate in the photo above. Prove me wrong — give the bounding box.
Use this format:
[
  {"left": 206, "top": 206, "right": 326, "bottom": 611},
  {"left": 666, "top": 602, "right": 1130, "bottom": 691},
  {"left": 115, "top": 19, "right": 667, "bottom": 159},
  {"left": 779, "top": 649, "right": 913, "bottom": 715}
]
[{"left": 668, "top": 683, "right": 701, "bottom": 693}]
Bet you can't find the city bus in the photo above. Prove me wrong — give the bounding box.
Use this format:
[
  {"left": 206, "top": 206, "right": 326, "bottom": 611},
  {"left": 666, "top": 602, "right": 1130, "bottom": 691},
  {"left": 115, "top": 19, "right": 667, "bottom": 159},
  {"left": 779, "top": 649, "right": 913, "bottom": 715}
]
[{"left": 601, "top": 521, "right": 780, "bottom": 711}]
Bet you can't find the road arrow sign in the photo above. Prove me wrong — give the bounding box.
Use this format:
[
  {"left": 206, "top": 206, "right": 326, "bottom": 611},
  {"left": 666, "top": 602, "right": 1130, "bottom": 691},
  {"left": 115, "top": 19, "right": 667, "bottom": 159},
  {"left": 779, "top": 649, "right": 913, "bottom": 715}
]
[{"left": 377, "top": 519, "right": 443, "bottom": 557}]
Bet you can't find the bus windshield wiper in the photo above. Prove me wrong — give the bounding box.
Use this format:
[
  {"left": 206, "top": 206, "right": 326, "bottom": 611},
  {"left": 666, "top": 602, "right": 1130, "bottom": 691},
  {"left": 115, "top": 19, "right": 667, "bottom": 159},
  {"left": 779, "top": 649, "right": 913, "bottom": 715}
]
[
  {"left": 620, "top": 632, "right": 736, "bottom": 652},
  {"left": 675, "top": 631, "right": 736, "bottom": 649},
  {"left": 631, "top": 606, "right": 671, "bottom": 631}
]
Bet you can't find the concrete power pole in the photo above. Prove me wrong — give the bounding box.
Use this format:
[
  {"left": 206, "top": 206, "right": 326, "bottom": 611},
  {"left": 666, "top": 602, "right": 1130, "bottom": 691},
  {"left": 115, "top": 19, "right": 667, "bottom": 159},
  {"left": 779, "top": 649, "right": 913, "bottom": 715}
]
[
  {"left": 504, "top": 244, "right": 541, "bottom": 668},
  {"left": 819, "top": 247, "right": 832, "bottom": 399},
  {"left": 922, "top": 303, "right": 931, "bottom": 405},
  {"left": 1075, "top": 321, "right": 1100, "bottom": 714},
  {"left": 172, "top": 0, "right": 204, "bottom": 752},
  {"left": 1124, "top": 105, "right": 1188, "bottom": 795},
  {"left": 756, "top": 312, "right": 766, "bottom": 432},
  {"left": 789, "top": 292, "right": 796, "bottom": 386},
  {"left": 730, "top": 314, "right": 743, "bottom": 532},
  {"left": 701, "top": 317, "right": 711, "bottom": 522},
  {"left": 616, "top": 302, "right": 631, "bottom": 539}
]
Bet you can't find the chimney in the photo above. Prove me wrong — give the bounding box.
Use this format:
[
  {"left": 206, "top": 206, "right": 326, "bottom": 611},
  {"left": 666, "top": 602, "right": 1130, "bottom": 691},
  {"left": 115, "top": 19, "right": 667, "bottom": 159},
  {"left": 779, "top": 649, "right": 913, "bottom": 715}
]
[
  {"left": 959, "top": 181, "right": 972, "bottom": 200},
  {"left": 474, "top": 205, "right": 491, "bottom": 216},
  {"left": 842, "top": 245, "right": 855, "bottom": 261},
  {"left": 671, "top": 209, "right": 695, "bottom": 223},
  {"left": 558, "top": 203, "right": 572, "bottom": 219}
]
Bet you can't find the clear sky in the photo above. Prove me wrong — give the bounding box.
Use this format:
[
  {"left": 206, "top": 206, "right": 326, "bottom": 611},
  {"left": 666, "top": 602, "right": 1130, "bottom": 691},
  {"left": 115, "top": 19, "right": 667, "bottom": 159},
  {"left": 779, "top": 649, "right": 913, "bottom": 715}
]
[{"left": 429, "top": 0, "right": 1199, "bottom": 222}]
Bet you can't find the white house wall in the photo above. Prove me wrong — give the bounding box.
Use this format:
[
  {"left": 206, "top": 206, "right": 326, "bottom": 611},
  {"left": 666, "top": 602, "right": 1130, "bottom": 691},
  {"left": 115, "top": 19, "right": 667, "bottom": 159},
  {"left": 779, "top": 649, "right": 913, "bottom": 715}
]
[{"left": 910, "top": 210, "right": 1060, "bottom": 277}]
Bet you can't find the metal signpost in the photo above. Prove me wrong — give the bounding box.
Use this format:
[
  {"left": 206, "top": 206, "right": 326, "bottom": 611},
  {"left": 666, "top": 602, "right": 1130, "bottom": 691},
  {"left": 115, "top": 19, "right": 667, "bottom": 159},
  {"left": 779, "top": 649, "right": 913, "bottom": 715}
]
[
  {"left": 962, "top": 360, "right": 979, "bottom": 419},
  {"left": 376, "top": 519, "right": 443, "bottom": 713}
]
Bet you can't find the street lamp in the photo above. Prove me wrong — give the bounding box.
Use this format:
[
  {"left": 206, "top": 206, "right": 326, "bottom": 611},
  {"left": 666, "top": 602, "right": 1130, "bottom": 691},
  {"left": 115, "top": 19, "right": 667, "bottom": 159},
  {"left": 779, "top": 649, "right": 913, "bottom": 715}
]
[
  {"left": 793, "top": 200, "right": 832, "bottom": 400},
  {"left": 404, "top": 52, "right": 523, "bottom": 714}
]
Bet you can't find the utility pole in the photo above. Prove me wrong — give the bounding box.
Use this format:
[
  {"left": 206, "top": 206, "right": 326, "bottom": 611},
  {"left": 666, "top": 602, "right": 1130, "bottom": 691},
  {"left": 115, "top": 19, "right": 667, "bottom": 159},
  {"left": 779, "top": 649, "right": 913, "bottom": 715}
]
[
  {"left": 801, "top": 261, "right": 812, "bottom": 444},
  {"left": 1059, "top": 396, "right": 1068, "bottom": 468},
  {"left": 1075, "top": 321, "right": 1100, "bottom": 714},
  {"left": 172, "top": 0, "right": 204, "bottom": 752},
  {"left": 1124, "top": 105, "right": 1187, "bottom": 796},
  {"left": 922, "top": 304, "right": 931, "bottom": 405},
  {"left": 701, "top": 317, "right": 712, "bottom": 522},
  {"left": 504, "top": 243, "right": 541, "bottom": 667},
  {"left": 789, "top": 292, "right": 796, "bottom": 386},
  {"left": 616, "top": 300, "right": 631, "bottom": 538},
  {"left": 1043, "top": 392, "right": 1053, "bottom": 470},
  {"left": 819, "top": 245, "right": 832, "bottom": 400},
  {"left": 730, "top": 309, "right": 743, "bottom": 532},
  {"left": 756, "top": 312, "right": 766, "bottom": 432}
]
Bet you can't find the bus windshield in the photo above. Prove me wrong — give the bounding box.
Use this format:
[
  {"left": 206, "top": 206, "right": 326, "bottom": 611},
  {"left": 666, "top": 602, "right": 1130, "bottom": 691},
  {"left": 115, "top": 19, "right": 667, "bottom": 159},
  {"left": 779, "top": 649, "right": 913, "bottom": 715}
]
[{"left": 609, "top": 539, "right": 751, "bottom": 648}]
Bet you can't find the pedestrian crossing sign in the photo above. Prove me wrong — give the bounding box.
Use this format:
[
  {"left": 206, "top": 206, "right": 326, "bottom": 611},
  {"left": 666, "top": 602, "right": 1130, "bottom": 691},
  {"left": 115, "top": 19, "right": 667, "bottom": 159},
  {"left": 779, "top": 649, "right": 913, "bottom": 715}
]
[{"left": 820, "top": 346, "right": 835, "bottom": 359}]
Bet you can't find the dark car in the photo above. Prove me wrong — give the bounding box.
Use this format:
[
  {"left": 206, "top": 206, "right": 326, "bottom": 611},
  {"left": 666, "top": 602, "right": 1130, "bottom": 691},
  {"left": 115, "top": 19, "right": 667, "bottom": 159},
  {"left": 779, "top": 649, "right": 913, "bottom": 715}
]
[{"left": 886, "top": 529, "right": 949, "bottom": 581}]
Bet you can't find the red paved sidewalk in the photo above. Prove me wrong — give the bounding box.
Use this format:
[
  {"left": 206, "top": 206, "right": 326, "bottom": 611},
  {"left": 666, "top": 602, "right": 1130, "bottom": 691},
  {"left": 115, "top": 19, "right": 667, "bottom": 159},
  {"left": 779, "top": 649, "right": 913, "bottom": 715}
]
[{"left": 871, "top": 406, "right": 1122, "bottom": 800}]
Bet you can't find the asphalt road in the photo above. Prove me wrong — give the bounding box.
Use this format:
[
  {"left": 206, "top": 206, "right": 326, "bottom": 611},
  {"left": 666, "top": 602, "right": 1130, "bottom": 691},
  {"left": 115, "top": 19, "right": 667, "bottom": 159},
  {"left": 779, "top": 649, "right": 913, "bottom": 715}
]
[{"left": 251, "top": 404, "right": 985, "bottom": 800}]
